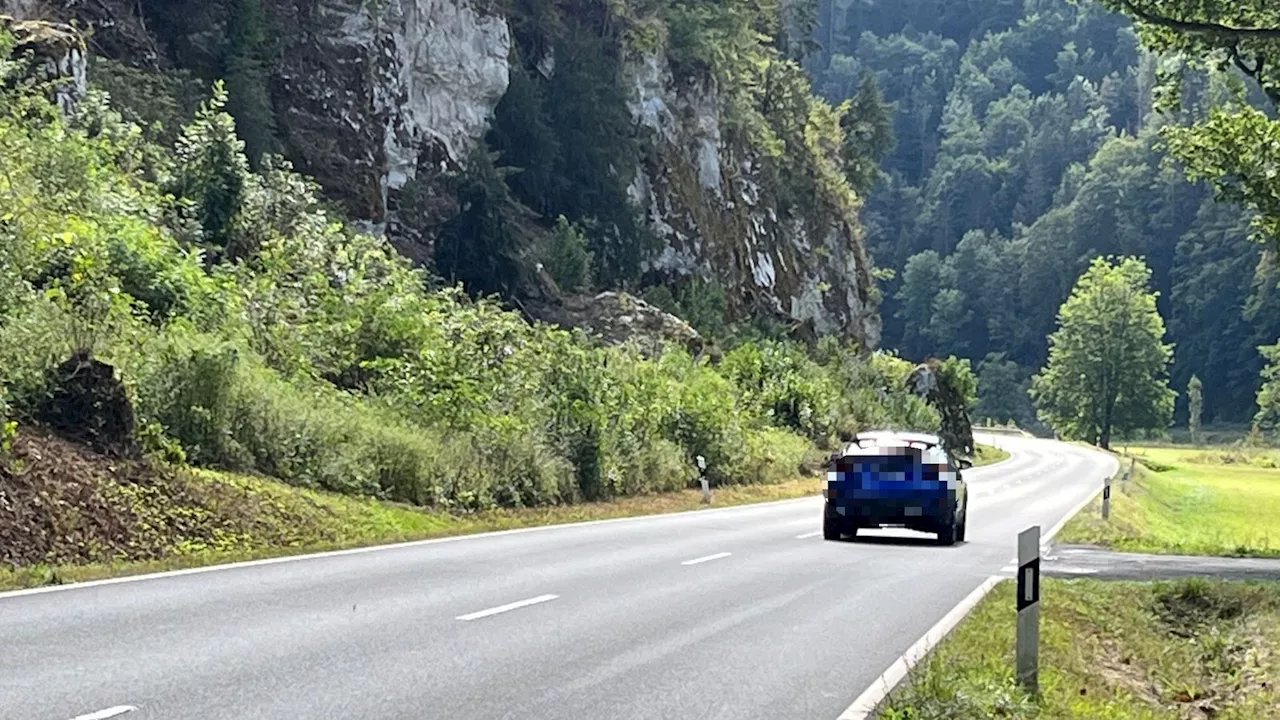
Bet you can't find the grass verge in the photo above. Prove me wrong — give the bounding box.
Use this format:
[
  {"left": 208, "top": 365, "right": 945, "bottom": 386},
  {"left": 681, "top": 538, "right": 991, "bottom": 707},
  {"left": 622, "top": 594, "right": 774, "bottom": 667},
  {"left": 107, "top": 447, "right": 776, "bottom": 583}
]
[
  {"left": 973, "top": 442, "right": 1011, "bottom": 467},
  {"left": 0, "top": 469, "right": 821, "bottom": 592},
  {"left": 1, "top": 441, "right": 1008, "bottom": 592},
  {"left": 877, "top": 577, "right": 1280, "bottom": 720},
  {"left": 1058, "top": 445, "right": 1280, "bottom": 557}
]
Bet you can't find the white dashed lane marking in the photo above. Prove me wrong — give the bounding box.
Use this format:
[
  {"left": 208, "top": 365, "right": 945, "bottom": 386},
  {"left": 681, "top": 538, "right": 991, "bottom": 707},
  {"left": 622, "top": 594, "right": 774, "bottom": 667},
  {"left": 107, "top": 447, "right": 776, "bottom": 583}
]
[
  {"left": 69, "top": 706, "right": 137, "bottom": 720},
  {"left": 456, "top": 594, "right": 560, "bottom": 621},
  {"left": 681, "top": 552, "right": 732, "bottom": 566}
]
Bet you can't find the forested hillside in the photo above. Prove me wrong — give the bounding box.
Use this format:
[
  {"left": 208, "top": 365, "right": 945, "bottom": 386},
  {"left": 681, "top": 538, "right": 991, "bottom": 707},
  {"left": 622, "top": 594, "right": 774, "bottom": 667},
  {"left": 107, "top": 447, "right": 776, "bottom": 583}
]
[{"left": 810, "top": 0, "right": 1280, "bottom": 426}]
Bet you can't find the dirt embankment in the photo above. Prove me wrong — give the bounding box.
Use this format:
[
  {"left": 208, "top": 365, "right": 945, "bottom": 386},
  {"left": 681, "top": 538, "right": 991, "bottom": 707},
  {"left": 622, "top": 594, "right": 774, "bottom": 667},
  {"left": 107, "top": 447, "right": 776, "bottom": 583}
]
[
  {"left": 0, "top": 351, "right": 350, "bottom": 574},
  {"left": 0, "top": 429, "right": 350, "bottom": 570}
]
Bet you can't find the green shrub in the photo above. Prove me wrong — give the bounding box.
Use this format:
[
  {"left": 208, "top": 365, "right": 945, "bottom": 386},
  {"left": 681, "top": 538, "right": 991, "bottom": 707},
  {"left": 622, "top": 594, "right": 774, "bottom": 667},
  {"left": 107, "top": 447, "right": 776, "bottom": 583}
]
[
  {"left": 127, "top": 328, "right": 574, "bottom": 509},
  {"left": 653, "top": 349, "right": 745, "bottom": 485},
  {"left": 720, "top": 340, "right": 839, "bottom": 442},
  {"left": 0, "top": 379, "right": 15, "bottom": 458},
  {"left": 737, "top": 428, "right": 811, "bottom": 484},
  {"left": 640, "top": 278, "right": 729, "bottom": 341},
  {"left": 819, "top": 345, "right": 941, "bottom": 437},
  {"left": 87, "top": 57, "right": 205, "bottom": 144}
]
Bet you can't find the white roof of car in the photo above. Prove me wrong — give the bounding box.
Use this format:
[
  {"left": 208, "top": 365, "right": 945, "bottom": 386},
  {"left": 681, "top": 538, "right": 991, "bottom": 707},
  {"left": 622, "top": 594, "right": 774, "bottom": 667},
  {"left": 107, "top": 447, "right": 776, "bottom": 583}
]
[
  {"left": 839, "top": 431, "right": 950, "bottom": 464},
  {"left": 853, "top": 431, "right": 943, "bottom": 447}
]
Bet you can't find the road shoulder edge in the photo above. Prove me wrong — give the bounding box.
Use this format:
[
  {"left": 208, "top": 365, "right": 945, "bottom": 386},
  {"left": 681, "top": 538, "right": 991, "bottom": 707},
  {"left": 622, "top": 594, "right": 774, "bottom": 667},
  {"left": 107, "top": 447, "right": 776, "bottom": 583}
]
[{"left": 836, "top": 575, "right": 1004, "bottom": 720}]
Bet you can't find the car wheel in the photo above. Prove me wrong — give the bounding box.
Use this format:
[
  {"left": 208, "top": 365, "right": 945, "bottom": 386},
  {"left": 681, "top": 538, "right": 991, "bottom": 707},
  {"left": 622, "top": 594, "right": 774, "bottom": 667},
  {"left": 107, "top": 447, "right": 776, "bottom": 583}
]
[
  {"left": 956, "top": 508, "right": 968, "bottom": 542},
  {"left": 936, "top": 521, "right": 957, "bottom": 546},
  {"left": 823, "top": 515, "right": 840, "bottom": 541}
]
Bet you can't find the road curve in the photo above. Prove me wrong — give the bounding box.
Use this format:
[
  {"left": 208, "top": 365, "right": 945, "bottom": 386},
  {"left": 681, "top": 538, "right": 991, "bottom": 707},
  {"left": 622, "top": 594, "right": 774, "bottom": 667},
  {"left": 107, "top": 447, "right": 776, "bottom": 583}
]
[{"left": 0, "top": 435, "right": 1115, "bottom": 720}]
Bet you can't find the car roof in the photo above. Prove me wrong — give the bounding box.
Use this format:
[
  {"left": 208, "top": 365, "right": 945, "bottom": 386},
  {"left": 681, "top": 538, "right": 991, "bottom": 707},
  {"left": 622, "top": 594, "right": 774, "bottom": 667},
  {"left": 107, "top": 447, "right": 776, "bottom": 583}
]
[
  {"left": 853, "top": 430, "right": 944, "bottom": 447},
  {"left": 836, "top": 431, "right": 952, "bottom": 464}
]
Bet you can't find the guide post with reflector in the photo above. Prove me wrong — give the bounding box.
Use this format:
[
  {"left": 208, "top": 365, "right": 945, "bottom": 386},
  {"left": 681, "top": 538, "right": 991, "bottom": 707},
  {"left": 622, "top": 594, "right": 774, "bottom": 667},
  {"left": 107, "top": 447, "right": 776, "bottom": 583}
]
[
  {"left": 1016, "top": 525, "right": 1040, "bottom": 694},
  {"left": 696, "top": 455, "right": 710, "bottom": 504}
]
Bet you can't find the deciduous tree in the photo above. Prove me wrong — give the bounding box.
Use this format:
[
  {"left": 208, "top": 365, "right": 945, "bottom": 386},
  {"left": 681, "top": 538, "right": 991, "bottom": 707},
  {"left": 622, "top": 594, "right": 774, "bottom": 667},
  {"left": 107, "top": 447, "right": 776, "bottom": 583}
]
[{"left": 1030, "top": 257, "right": 1175, "bottom": 448}]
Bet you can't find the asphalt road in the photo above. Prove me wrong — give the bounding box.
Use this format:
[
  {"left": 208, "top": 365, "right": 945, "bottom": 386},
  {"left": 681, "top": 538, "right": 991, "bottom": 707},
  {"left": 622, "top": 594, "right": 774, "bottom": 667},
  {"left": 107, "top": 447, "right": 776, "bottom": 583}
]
[
  {"left": 1, "top": 434, "right": 1115, "bottom": 720},
  {"left": 1044, "top": 545, "right": 1280, "bottom": 580}
]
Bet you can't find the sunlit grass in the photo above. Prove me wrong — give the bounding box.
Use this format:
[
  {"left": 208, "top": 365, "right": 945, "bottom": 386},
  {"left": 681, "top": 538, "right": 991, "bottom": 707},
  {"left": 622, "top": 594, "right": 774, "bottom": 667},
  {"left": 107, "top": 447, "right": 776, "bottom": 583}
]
[
  {"left": 878, "top": 578, "right": 1280, "bottom": 719},
  {"left": 973, "top": 442, "right": 1011, "bottom": 467},
  {"left": 1059, "top": 445, "right": 1280, "bottom": 557}
]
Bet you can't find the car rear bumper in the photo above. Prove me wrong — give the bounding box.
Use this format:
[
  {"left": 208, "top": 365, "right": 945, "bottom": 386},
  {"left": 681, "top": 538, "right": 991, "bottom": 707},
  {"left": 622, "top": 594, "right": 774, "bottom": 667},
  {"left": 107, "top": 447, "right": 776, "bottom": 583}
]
[{"left": 825, "top": 496, "right": 956, "bottom": 530}]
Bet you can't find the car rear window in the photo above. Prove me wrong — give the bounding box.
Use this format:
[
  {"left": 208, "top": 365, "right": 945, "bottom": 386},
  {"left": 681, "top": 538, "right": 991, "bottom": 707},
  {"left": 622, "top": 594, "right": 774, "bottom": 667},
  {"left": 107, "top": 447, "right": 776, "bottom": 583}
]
[{"left": 835, "top": 446, "right": 923, "bottom": 474}]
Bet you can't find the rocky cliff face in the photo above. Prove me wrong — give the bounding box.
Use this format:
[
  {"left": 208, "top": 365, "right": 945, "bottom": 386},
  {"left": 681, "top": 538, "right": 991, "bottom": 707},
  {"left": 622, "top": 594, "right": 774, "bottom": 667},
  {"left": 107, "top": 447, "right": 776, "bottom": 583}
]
[
  {"left": 623, "top": 49, "right": 880, "bottom": 346},
  {"left": 4, "top": 0, "right": 880, "bottom": 347},
  {"left": 0, "top": 13, "right": 86, "bottom": 114},
  {"left": 270, "top": 0, "right": 510, "bottom": 232}
]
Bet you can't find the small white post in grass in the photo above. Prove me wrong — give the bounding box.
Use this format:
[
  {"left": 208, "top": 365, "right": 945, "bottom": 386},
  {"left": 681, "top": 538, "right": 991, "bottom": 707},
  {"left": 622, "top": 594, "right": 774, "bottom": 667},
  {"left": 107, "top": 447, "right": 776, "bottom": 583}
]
[
  {"left": 1102, "top": 474, "right": 1112, "bottom": 521},
  {"left": 696, "top": 455, "right": 710, "bottom": 504},
  {"left": 1016, "top": 525, "right": 1041, "bottom": 695}
]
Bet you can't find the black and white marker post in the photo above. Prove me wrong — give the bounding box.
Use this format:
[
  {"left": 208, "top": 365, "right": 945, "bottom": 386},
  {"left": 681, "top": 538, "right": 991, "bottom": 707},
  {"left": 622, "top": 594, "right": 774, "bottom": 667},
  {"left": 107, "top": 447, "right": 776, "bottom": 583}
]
[
  {"left": 1016, "top": 525, "right": 1041, "bottom": 694},
  {"left": 1102, "top": 474, "right": 1112, "bottom": 521},
  {"left": 696, "top": 455, "right": 710, "bottom": 504}
]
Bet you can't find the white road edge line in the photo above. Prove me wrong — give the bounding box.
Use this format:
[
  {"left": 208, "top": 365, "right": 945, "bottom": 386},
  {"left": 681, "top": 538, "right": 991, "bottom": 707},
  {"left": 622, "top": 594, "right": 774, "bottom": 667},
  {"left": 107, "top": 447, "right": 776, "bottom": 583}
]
[
  {"left": 836, "top": 576, "right": 1002, "bottom": 720},
  {"left": 681, "top": 552, "right": 732, "bottom": 566},
  {"left": 69, "top": 706, "right": 137, "bottom": 720},
  {"left": 795, "top": 531, "right": 822, "bottom": 539},
  {"left": 455, "top": 594, "right": 559, "bottom": 621},
  {"left": 0, "top": 495, "right": 819, "bottom": 601}
]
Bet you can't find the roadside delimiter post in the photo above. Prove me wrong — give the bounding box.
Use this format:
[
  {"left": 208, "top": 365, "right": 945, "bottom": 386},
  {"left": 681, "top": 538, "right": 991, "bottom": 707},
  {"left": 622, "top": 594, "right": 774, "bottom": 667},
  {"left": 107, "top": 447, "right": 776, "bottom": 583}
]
[
  {"left": 1102, "top": 474, "right": 1112, "bottom": 520},
  {"left": 696, "top": 455, "right": 710, "bottom": 504},
  {"left": 1016, "top": 525, "right": 1041, "bottom": 695}
]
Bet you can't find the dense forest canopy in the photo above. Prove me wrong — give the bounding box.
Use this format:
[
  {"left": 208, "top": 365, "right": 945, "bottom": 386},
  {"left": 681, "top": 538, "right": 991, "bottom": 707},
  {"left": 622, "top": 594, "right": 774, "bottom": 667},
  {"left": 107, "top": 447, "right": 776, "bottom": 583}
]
[{"left": 810, "top": 0, "right": 1280, "bottom": 427}]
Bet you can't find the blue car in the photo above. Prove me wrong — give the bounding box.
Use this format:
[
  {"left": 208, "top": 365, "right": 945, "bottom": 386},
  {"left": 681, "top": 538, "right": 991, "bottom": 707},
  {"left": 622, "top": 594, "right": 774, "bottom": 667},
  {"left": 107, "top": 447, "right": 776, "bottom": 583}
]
[{"left": 823, "top": 430, "right": 971, "bottom": 545}]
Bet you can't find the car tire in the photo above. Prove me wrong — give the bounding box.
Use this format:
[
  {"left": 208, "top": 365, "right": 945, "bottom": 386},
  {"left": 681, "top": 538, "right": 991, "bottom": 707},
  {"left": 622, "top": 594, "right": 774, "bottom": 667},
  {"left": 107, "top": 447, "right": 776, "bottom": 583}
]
[
  {"left": 956, "top": 508, "right": 968, "bottom": 543},
  {"left": 823, "top": 515, "right": 841, "bottom": 541},
  {"left": 936, "top": 520, "right": 958, "bottom": 546}
]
